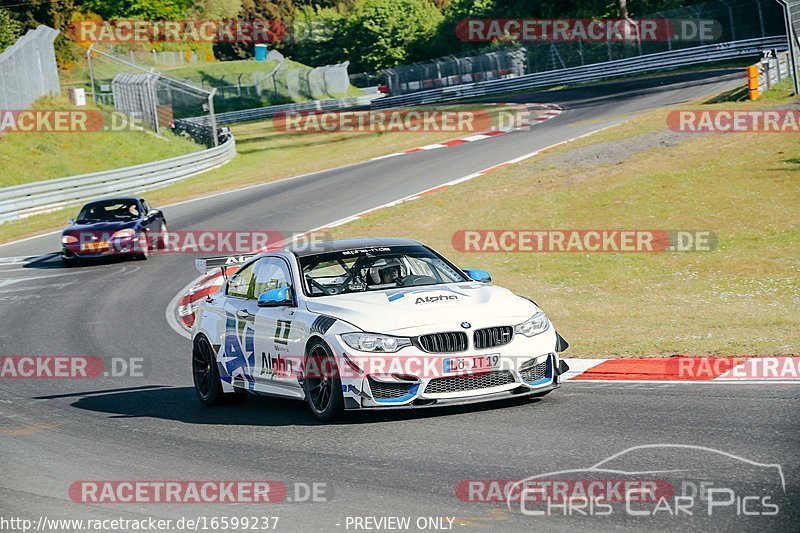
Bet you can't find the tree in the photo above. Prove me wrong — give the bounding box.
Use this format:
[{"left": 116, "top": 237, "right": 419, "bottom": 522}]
[
  {"left": 283, "top": 4, "right": 349, "bottom": 66},
  {"left": 339, "top": 0, "right": 443, "bottom": 72},
  {"left": 618, "top": 0, "right": 629, "bottom": 18},
  {"left": 82, "top": 0, "right": 194, "bottom": 20},
  {"left": 0, "top": 8, "right": 23, "bottom": 51},
  {"left": 213, "top": 0, "right": 291, "bottom": 60}
]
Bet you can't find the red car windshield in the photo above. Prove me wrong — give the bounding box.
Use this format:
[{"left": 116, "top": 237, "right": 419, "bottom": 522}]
[{"left": 76, "top": 201, "right": 140, "bottom": 223}]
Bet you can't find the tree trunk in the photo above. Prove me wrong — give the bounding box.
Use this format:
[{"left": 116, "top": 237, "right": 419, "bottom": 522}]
[{"left": 618, "top": 0, "right": 629, "bottom": 19}]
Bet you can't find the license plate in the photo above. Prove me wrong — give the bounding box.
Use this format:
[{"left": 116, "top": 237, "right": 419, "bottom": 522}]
[
  {"left": 443, "top": 354, "right": 500, "bottom": 373},
  {"left": 80, "top": 241, "right": 109, "bottom": 251}
]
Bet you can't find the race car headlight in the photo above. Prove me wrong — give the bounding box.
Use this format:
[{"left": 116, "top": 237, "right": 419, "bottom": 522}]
[
  {"left": 514, "top": 311, "right": 550, "bottom": 337},
  {"left": 111, "top": 229, "right": 136, "bottom": 240},
  {"left": 61, "top": 235, "right": 78, "bottom": 244},
  {"left": 341, "top": 333, "right": 412, "bottom": 353}
]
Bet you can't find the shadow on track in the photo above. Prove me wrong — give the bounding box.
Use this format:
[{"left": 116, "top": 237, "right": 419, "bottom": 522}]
[
  {"left": 22, "top": 252, "right": 138, "bottom": 270},
  {"left": 67, "top": 385, "right": 547, "bottom": 426}
]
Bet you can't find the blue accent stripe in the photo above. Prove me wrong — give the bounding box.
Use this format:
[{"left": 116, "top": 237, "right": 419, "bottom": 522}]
[
  {"left": 524, "top": 354, "right": 554, "bottom": 386},
  {"left": 373, "top": 383, "right": 419, "bottom": 403}
]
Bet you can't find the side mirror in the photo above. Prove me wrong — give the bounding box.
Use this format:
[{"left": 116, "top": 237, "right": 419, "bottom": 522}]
[
  {"left": 257, "top": 286, "right": 293, "bottom": 307},
  {"left": 67, "top": 217, "right": 75, "bottom": 225},
  {"left": 463, "top": 268, "right": 491, "bottom": 283}
]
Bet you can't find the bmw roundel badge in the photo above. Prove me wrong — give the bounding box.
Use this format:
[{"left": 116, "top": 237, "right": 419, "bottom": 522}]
[{"left": 461, "top": 322, "right": 471, "bottom": 329}]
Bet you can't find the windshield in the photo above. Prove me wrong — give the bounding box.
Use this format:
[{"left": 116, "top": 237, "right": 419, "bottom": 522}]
[
  {"left": 299, "top": 245, "right": 468, "bottom": 297},
  {"left": 76, "top": 200, "right": 140, "bottom": 223}
]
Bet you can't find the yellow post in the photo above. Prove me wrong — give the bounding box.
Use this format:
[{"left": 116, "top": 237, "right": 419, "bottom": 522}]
[{"left": 746, "top": 65, "right": 760, "bottom": 100}]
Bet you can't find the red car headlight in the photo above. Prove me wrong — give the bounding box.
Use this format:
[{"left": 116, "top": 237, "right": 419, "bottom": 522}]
[
  {"left": 61, "top": 235, "right": 78, "bottom": 244},
  {"left": 111, "top": 229, "right": 136, "bottom": 240}
]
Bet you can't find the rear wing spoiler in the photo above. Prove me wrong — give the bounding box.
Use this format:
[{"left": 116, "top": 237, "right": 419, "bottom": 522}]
[{"left": 195, "top": 255, "right": 254, "bottom": 277}]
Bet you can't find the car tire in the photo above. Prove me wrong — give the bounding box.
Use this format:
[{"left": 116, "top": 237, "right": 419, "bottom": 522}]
[
  {"left": 303, "top": 339, "right": 344, "bottom": 422},
  {"left": 192, "top": 335, "right": 245, "bottom": 405},
  {"left": 134, "top": 232, "right": 149, "bottom": 260}
]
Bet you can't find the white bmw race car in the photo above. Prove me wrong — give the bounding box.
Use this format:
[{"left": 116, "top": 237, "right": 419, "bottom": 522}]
[{"left": 191, "top": 238, "right": 569, "bottom": 421}]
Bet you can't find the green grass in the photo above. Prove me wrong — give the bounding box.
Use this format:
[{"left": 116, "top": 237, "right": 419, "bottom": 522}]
[
  {"left": 0, "top": 104, "right": 516, "bottom": 243},
  {"left": 0, "top": 97, "right": 200, "bottom": 188},
  {"left": 163, "top": 58, "right": 362, "bottom": 112},
  {"left": 164, "top": 59, "right": 282, "bottom": 79},
  {"left": 326, "top": 86, "right": 800, "bottom": 358},
  {"left": 63, "top": 53, "right": 363, "bottom": 117}
]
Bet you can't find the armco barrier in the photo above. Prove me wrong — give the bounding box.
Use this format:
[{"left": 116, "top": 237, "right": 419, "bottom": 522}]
[
  {"left": 0, "top": 91, "right": 381, "bottom": 225},
  {"left": 746, "top": 51, "right": 793, "bottom": 99},
  {"left": 0, "top": 134, "right": 236, "bottom": 224},
  {"left": 184, "top": 93, "right": 384, "bottom": 126},
  {"left": 372, "top": 37, "right": 789, "bottom": 108}
]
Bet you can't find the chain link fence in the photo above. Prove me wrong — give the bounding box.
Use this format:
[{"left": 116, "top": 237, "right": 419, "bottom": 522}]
[
  {"left": 385, "top": 0, "right": 786, "bottom": 95},
  {"left": 778, "top": 0, "right": 800, "bottom": 93},
  {"left": 0, "top": 25, "right": 61, "bottom": 110},
  {"left": 168, "top": 50, "right": 353, "bottom": 112},
  {"left": 86, "top": 45, "right": 220, "bottom": 146},
  {"left": 526, "top": 0, "right": 785, "bottom": 72},
  {"left": 385, "top": 48, "right": 526, "bottom": 95}
]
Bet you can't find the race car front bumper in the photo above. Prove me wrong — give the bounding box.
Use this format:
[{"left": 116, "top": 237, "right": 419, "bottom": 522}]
[{"left": 342, "top": 352, "right": 567, "bottom": 410}]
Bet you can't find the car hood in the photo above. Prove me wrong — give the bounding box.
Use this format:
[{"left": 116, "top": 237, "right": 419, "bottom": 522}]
[
  {"left": 63, "top": 220, "right": 139, "bottom": 235},
  {"left": 304, "top": 283, "right": 538, "bottom": 334}
]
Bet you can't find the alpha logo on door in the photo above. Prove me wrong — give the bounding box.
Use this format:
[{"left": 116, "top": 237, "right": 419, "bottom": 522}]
[{"left": 261, "top": 352, "right": 294, "bottom": 378}]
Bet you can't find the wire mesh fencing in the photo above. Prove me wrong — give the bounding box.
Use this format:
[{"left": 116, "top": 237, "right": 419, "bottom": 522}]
[
  {"left": 385, "top": 0, "right": 786, "bottom": 95},
  {"left": 165, "top": 50, "right": 353, "bottom": 113},
  {"left": 86, "top": 45, "right": 220, "bottom": 146},
  {"left": 385, "top": 48, "right": 526, "bottom": 95},
  {"left": 0, "top": 25, "right": 61, "bottom": 110},
  {"left": 525, "top": 0, "right": 785, "bottom": 73}
]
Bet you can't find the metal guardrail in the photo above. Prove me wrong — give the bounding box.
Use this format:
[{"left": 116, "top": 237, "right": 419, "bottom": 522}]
[
  {"left": 0, "top": 91, "right": 381, "bottom": 224},
  {"left": 0, "top": 135, "right": 236, "bottom": 224},
  {"left": 185, "top": 93, "right": 385, "bottom": 126},
  {"left": 747, "top": 51, "right": 793, "bottom": 99},
  {"left": 372, "top": 37, "right": 789, "bottom": 108},
  {"left": 0, "top": 26, "right": 60, "bottom": 111}
]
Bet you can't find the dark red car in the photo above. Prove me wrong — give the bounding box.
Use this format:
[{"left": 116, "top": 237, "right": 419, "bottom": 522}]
[{"left": 60, "top": 196, "right": 167, "bottom": 266}]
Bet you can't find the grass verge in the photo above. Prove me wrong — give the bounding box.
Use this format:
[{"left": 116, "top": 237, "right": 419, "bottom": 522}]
[
  {"left": 326, "top": 85, "right": 800, "bottom": 357},
  {"left": 0, "top": 98, "right": 200, "bottom": 188},
  {"left": 0, "top": 104, "right": 518, "bottom": 244}
]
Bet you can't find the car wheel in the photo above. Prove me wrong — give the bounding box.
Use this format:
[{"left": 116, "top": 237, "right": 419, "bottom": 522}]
[
  {"left": 192, "top": 335, "right": 245, "bottom": 405},
  {"left": 134, "top": 232, "right": 149, "bottom": 260},
  {"left": 303, "top": 340, "right": 344, "bottom": 422}
]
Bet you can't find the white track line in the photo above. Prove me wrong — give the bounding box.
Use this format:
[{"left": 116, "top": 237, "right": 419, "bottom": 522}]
[{"left": 164, "top": 120, "right": 619, "bottom": 339}]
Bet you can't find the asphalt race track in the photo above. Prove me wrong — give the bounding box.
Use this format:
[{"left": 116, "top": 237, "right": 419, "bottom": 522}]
[{"left": 1, "top": 70, "right": 798, "bottom": 532}]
